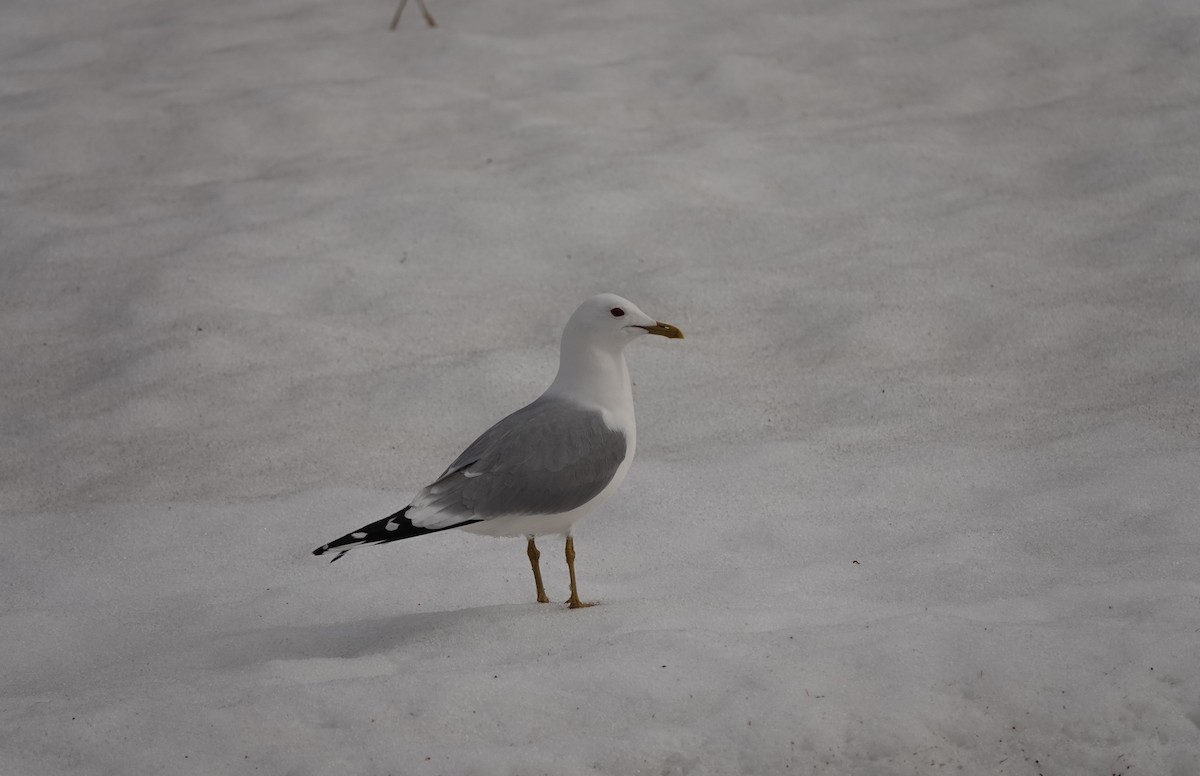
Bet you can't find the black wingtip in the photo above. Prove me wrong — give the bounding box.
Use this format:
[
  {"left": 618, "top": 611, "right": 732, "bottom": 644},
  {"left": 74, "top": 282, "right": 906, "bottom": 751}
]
[
  {"left": 313, "top": 506, "right": 480, "bottom": 565},
  {"left": 312, "top": 544, "right": 348, "bottom": 563}
]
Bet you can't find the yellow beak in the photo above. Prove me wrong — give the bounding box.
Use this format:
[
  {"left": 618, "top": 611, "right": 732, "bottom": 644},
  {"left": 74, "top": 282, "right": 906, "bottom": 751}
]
[{"left": 638, "top": 321, "right": 685, "bottom": 340}]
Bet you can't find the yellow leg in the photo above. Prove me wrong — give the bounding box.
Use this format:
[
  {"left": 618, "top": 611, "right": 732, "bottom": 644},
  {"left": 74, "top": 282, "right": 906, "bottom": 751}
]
[
  {"left": 564, "top": 536, "right": 593, "bottom": 609},
  {"left": 527, "top": 537, "right": 550, "bottom": 603}
]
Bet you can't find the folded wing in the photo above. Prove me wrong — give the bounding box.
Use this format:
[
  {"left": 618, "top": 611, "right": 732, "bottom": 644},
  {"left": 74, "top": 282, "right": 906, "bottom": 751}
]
[{"left": 407, "top": 396, "right": 628, "bottom": 530}]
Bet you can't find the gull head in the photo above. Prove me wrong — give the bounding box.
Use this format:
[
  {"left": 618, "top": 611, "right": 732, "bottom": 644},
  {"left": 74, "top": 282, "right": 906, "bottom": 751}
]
[{"left": 563, "top": 293, "right": 684, "bottom": 352}]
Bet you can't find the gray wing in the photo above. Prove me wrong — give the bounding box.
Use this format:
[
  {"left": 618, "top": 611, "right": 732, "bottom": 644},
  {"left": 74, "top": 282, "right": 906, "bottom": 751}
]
[{"left": 406, "top": 396, "right": 628, "bottom": 530}]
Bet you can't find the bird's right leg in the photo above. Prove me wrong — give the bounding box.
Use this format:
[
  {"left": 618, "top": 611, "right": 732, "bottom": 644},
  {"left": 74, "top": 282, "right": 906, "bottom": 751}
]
[
  {"left": 527, "top": 536, "right": 550, "bottom": 603},
  {"left": 414, "top": 0, "right": 437, "bottom": 27},
  {"left": 564, "top": 536, "right": 594, "bottom": 609}
]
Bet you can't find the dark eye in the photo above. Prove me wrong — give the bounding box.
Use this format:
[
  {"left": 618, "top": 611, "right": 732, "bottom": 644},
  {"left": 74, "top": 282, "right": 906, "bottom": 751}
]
[{"left": 610, "top": 307, "right": 625, "bottom": 317}]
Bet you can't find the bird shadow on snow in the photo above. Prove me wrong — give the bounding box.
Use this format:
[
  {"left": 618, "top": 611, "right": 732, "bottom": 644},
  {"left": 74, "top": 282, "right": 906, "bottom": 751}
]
[{"left": 200, "top": 603, "right": 553, "bottom": 670}]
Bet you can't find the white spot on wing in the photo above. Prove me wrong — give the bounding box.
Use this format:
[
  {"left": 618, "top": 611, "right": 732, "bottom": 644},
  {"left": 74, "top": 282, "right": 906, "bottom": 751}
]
[{"left": 351, "top": 531, "right": 368, "bottom": 539}]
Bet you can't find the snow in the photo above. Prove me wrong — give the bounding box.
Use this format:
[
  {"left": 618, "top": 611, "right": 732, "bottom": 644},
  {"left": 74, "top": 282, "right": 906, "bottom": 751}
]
[{"left": 3, "top": 0, "right": 1199, "bottom": 773}]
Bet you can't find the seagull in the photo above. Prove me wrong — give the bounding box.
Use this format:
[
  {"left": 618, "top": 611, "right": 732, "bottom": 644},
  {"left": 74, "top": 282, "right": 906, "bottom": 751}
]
[{"left": 313, "top": 294, "right": 684, "bottom": 608}]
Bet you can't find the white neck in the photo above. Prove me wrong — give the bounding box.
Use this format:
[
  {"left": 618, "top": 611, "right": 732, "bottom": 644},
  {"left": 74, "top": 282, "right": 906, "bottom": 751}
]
[{"left": 543, "top": 340, "right": 634, "bottom": 420}]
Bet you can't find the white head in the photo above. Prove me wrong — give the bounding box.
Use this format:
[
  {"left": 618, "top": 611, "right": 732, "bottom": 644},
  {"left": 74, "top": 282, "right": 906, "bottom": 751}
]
[
  {"left": 546, "top": 294, "right": 683, "bottom": 407},
  {"left": 561, "top": 293, "right": 684, "bottom": 353}
]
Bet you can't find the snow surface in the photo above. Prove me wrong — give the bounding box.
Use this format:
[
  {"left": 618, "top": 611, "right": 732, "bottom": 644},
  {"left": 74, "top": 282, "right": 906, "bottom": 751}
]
[{"left": 3, "top": 0, "right": 1199, "bottom": 773}]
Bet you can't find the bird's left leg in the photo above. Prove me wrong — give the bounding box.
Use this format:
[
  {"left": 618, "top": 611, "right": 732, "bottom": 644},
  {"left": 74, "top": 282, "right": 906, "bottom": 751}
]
[
  {"left": 527, "top": 536, "right": 550, "bottom": 603},
  {"left": 564, "top": 535, "right": 593, "bottom": 609}
]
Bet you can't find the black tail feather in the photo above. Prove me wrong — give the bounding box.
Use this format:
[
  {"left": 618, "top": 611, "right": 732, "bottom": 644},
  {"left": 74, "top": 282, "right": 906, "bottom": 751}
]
[{"left": 312, "top": 506, "right": 477, "bottom": 562}]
